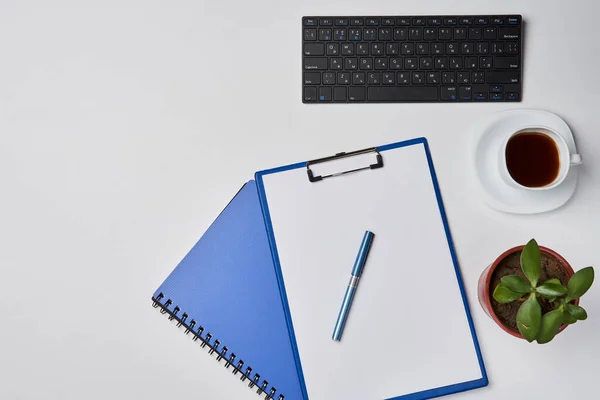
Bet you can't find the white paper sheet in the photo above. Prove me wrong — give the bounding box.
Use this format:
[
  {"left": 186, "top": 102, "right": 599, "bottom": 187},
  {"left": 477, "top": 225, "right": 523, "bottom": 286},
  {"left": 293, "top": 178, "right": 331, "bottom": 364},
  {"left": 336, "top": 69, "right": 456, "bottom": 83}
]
[{"left": 260, "top": 141, "right": 483, "bottom": 400}]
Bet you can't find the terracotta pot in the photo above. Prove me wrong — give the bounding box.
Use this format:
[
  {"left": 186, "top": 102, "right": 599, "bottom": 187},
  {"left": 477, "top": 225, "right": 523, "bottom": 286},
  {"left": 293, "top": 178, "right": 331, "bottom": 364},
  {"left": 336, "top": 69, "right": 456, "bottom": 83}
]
[{"left": 478, "top": 245, "right": 579, "bottom": 339}]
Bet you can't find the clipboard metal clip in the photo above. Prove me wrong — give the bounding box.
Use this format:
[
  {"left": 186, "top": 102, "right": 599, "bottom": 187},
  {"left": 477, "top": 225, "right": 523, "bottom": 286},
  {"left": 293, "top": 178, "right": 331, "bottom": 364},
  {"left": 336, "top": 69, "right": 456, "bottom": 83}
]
[{"left": 306, "top": 147, "right": 384, "bottom": 182}]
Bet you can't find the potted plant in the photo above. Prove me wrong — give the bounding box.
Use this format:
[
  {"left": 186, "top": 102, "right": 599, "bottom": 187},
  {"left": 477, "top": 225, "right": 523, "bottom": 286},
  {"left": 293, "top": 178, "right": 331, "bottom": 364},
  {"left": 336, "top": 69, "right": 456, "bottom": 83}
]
[{"left": 478, "top": 239, "right": 594, "bottom": 343}]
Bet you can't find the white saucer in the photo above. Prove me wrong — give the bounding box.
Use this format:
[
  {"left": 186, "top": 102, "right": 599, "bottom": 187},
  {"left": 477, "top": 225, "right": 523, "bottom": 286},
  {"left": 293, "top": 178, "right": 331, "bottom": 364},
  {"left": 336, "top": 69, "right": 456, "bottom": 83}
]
[{"left": 471, "top": 109, "right": 580, "bottom": 214}]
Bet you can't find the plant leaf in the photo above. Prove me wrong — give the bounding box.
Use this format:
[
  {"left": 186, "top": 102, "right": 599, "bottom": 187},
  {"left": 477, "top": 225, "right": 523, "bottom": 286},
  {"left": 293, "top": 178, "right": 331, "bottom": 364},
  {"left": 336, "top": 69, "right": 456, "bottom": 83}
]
[
  {"left": 567, "top": 267, "right": 595, "bottom": 299},
  {"left": 545, "top": 278, "right": 561, "bottom": 285},
  {"left": 517, "top": 294, "right": 542, "bottom": 342},
  {"left": 521, "top": 239, "right": 541, "bottom": 287},
  {"left": 501, "top": 275, "right": 531, "bottom": 294},
  {"left": 536, "top": 282, "right": 568, "bottom": 298},
  {"left": 537, "top": 309, "right": 564, "bottom": 344},
  {"left": 565, "top": 304, "right": 588, "bottom": 320},
  {"left": 563, "top": 309, "right": 577, "bottom": 324},
  {"left": 493, "top": 283, "right": 523, "bottom": 303}
]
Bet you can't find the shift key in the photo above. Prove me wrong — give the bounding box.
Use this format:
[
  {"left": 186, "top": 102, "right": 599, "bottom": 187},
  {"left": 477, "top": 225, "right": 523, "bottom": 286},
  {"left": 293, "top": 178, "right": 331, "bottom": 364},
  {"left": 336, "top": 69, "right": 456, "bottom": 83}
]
[
  {"left": 487, "top": 71, "right": 519, "bottom": 84},
  {"left": 304, "top": 57, "right": 328, "bottom": 70},
  {"left": 495, "top": 57, "right": 519, "bottom": 69}
]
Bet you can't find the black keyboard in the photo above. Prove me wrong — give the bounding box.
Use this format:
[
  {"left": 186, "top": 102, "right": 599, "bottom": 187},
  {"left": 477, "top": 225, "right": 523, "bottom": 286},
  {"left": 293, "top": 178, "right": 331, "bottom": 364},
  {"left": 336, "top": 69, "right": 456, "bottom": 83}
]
[{"left": 302, "top": 15, "right": 522, "bottom": 103}]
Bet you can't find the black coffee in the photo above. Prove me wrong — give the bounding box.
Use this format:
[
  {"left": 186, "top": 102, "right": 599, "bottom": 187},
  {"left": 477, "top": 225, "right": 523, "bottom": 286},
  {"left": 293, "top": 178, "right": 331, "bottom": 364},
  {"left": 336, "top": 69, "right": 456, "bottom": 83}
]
[{"left": 505, "top": 132, "right": 560, "bottom": 188}]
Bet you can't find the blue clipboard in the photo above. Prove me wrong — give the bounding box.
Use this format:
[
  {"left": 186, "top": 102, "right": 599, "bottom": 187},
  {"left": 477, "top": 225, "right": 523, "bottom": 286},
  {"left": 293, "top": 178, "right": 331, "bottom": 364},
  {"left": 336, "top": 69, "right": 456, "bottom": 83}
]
[{"left": 255, "top": 137, "right": 488, "bottom": 400}]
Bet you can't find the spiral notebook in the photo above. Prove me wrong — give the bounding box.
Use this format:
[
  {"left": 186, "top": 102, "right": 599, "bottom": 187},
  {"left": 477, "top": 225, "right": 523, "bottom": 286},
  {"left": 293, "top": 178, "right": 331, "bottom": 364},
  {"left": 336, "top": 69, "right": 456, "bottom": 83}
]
[
  {"left": 151, "top": 181, "right": 303, "bottom": 400},
  {"left": 255, "top": 138, "right": 488, "bottom": 400}
]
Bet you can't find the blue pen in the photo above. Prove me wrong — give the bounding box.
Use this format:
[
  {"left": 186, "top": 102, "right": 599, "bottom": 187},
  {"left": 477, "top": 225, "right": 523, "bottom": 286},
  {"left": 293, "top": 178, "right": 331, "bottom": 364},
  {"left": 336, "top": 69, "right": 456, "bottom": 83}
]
[{"left": 332, "top": 231, "right": 375, "bottom": 341}]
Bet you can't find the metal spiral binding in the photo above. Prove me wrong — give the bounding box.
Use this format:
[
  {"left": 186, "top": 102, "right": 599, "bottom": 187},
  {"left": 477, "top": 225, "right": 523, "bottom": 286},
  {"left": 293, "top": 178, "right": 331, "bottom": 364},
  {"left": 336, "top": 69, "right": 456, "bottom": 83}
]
[{"left": 152, "top": 293, "right": 285, "bottom": 400}]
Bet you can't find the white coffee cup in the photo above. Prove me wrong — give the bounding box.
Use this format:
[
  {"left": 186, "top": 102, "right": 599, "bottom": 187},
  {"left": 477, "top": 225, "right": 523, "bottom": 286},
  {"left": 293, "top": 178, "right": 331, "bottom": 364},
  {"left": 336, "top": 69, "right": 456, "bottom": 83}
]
[{"left": 499, "top": 126, "right": 582, "bottom": 190}]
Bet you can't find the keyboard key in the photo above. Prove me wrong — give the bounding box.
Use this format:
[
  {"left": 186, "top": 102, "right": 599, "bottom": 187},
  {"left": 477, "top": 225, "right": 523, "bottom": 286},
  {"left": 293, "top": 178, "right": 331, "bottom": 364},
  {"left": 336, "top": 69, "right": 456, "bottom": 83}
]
[
  {"left": 333, "top": 87, "right": 347, "bottom": 101},
  {"left": 364, "top": 29, "right": 377, "bottom": 40},
  {"left": 420, "top": 57, "right": 433, "bottom": 69},
  {"left": 366, "top": 18, "right": 380, "bottom": 26},
  {"left": 404, "top": 57, "right": 417, "bottom": 69},
  {"left": 442, "top": 71, "right": 455, "bottom": 84},
  {"left": 490, "top": 85, "right": 503, "bottom": 92},
  {"left": 480, "top": 56, "right": 493, "bottom": 69},
  {"left": 319, "top": 87, "right": 332, "bottom": 101},
  {"left": 303, "top": 43, "right": 325, "bottom": 56},
  {"left": 472, "top": 71, "right": 486, "bottom": 83},
  {"left": 349, "top": 86, "right": 366, "bottom": 101},
  {"left": 320, "top": 19, "right": 333, "bottom": 26},
  {"left": 506, "top": 42, "right": 519, "bottom": 54},
  {"left": 435, "top": 56, "right": 448, "bottom": 69},
  {"left": 330, "top": 58, "right": 343, "bottom": 70},
  {"left": 323, "top": 72, "right": 336, "bottom": 84},
  {"left": 446, "top": 43, "right": 458, "bottom": 54},
  {"left": 401, "top": 43, "right": 414, "bottom": 55},
  {"left": 444, "top": 17, "right": 457, "bottom": 25},
  {"left": 428, "top": 17, "right": 442, "bottom": 26},
  {"left": 382, "top": 18, "right": 394, "bottom": 26},
  {"left": 441, "top": 86, "right": 457, "bottom": 100},
  {"left": 412, "top": 72, "right": 424, "bottom": 84},
  {"left": 335, "top": 19, "right": 349, "bottom": 26},
  {"left": 490, "top": 93, "right": 503, "bottom": 100},
  {"left": 350, "top": 18, "right": 364, "bottom": 26},
  {"left": 396, "top": 18, "right": 411, "bottom": 26},
  {"left": 342, "top": 43, "right": 354, "bottom": 55},
  {"left": 337, "top": 72, "right": 350, "bottom": 84},
  {"left": 454, "top": 27, "right": 467, "bottom": 40},
  {"left": 368, "top": 86, "right": 438, "bottom": 101},
  {"left": 304, "top": 18, "right": 318, "bottom": 26},
  {"left": 507, "top": 16, "right": 520, "bottom": 25},
  {"left": 450, "top": 57, "right": 463, "bottom": 69},
  {"left": 350, "top": 28, "right": 362, "bottom": 41},
  {"left": 394, "top": 28, "right": 407, "bottom": 40},
  {"left": 382, "top": 72, "right": 395, "bottom": 84},
  {"left": 390, "top": 58, "right": 403, "bottom": 69},
  {"left": 469, "top": 28, "right": 481, "bottom": 40},
  {"left": 326, "top": 43, "right": 339, "bottom": 55},
  {"left": 483, "top": 27, "right": 497, "bottom": 40},
  {"left": 304, "top": 58, "right": 328, "bottom": 70},
  {"left": 495, "top": 56, "right": 519, "bottom": 69},
  {"left": 476, "top": 42, "right": 489, "bottom": 54},
  {"left": 416, "top": 43, "right": 429, "bottom": 55},
  {"left": 474, "top": 92, "right": 488, "bottom": 101},
  {"left": 465, "top": 57, "right": 478, "bottom": 69},
  {"left": 397, "top": 72, "right": 410, "bottom": 84},
  {"left": 304, "top": 87, "right": 317, "bottom": 101},
  {"left": 334, "top": 29, "right": 347, "bottom": 40},
  {"left": 491, "top": 42, "right": 505, "bottom": 54},
  {"left": 319, "top": 28, "right": 332, "bottom": 40},
  {"left": 371, "top": 43, "right": 384, "bottom": 55},
  {"left": 379, "top": 28, "right": 392, "bottom": 40},
  {"left": 304, "top": 72, "right": 321, "bottom": 85},
  {"left": 352, "top": 72, "right": 365, "bottom": 84},
  {"left": 487, "top": 71, "right": 519, "bottom": 83},
  {"left": 360, "top": 57, "right": 373, "bottom": 69},
  {"left": 460, "top": 17, "right": 473, "bottom": 25},
  {"left": 492, "top": 17, "right": 505, "bottom": 25},
  {"left": 506, "top": 92, "right": 519, "bottom": 101},
  {"left": 409, "top": 28, "right": 423, "bottom": 40},
  {"left": 432, "top": 43, "right": 444, "bottom": 54},
  {"left": 461, "top": 42, "right": 474, "bottom": 54},
  {"left": 367, "top": 72, "right": 380, "bottom": 84},
  {"left": 413, "top": 18, "right": 426, "bottom": 25},
  {"left": 424, "top": 27, "right": 437, "bottom": 40},
  {"left": 356, "top": 43, "right": 369, "bottom": 55},
  {"left": 459, "top": 86, "right": 472, "bottom": 100},
  {"left": 304, "top": 29, "right": 317, "bottom": 41},
  {"left": 439, "top": 28, "right": 452, "bottom": 40},
  {"left": 386, "top": 43, "right": 399, "bottom": 55},
  {"left": 475, "top": 17, "right": 489, "bottom": 25},
  {"left": 427, "top": 72, "right": 440, "bottom": 84},
  {"left": 345, "top": 58, "right": 358, "bottom": 70},
  {"left": 375, "top": 57, "right": 388, "bottom": 69},
  {"left": 498, "top": 27, "right": 520, "bottom": 40},
  {"left": 457, "top": 71, "right": 469, "bottom": 83}
]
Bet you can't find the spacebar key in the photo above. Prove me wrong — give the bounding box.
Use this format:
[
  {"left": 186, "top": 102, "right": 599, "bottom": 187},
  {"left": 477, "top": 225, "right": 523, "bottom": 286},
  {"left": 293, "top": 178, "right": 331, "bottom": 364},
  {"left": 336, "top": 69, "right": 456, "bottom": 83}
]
[{"left": 368, "top": 86, "right": 438, "bottom": 102}]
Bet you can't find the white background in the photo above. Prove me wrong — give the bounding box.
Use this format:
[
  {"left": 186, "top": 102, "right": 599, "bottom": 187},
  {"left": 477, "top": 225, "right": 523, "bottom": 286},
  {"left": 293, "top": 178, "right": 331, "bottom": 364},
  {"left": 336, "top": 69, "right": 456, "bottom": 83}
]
[{"left": 1, "top": 1, "right": 599, "bottom": 399}]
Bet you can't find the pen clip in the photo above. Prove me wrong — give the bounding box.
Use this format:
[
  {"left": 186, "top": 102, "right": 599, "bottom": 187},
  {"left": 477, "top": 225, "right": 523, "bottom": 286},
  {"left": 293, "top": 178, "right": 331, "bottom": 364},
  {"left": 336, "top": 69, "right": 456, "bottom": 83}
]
[{"left": 306, "top": 147, "right": 384, "bottom": 183}]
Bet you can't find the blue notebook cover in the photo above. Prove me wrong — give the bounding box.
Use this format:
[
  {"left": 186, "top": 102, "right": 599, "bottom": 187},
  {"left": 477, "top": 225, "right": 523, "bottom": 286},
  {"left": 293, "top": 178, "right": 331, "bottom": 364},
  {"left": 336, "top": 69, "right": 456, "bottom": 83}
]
[{"left": 152, "top": 180, "right": 303, "bottom": 400}]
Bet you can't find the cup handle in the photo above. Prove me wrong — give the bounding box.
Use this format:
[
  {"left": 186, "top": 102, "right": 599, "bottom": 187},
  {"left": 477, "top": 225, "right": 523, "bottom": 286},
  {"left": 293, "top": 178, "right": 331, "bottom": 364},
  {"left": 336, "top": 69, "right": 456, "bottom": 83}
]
[{"left": 570, "top": 153, "right": 583, "bottom": 165}]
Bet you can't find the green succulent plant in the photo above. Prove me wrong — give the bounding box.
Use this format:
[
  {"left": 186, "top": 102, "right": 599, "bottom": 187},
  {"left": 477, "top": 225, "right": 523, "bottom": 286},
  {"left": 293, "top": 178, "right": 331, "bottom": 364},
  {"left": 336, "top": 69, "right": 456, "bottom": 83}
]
[{"left": 493, "top": 239, "right": 594, "bottom": 344}]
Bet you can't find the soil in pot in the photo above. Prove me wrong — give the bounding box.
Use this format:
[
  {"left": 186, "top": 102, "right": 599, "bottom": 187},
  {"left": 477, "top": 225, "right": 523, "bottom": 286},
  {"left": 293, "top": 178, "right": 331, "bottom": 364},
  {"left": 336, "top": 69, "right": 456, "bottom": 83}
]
[{"left": 490, "top": 250, "right": 569, "bottom": 332}]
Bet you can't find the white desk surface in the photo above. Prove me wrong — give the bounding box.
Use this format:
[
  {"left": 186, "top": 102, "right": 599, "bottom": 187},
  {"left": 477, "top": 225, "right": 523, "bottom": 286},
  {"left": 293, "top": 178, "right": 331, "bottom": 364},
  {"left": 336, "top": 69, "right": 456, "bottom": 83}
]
[{"left": 1, "top": 1, "right": 599, "bottom": 399}]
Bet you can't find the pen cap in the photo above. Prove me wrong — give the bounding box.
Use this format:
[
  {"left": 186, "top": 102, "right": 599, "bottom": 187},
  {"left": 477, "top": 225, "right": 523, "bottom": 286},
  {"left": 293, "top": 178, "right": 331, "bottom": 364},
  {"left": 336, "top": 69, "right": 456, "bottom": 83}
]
[{"left": 351, "top": 231, "right": 374, "bottom": 276}]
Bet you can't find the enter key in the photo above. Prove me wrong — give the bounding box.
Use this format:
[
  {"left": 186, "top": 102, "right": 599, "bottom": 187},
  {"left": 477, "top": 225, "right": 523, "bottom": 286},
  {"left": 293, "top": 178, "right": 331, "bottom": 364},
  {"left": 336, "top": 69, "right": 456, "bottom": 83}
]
[{"left": 495, "top": 56, "right": 519, "bottom": 69}]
